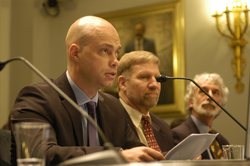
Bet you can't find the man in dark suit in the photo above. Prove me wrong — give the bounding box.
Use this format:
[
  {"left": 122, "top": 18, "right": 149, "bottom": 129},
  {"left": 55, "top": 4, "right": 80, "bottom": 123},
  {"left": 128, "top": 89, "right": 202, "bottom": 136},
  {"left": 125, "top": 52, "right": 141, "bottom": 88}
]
[
  {"left": 125, "top": 23, "right": 156, "bottom": 55},
  {"left": 117, "top": 51, "right": 174, "bottom": 153},
  {"left": 172, "top": 73, "right": 230, "bottom": 159},
  {"left": 10, "top": 16, "right": 165, "bottom": 166}
]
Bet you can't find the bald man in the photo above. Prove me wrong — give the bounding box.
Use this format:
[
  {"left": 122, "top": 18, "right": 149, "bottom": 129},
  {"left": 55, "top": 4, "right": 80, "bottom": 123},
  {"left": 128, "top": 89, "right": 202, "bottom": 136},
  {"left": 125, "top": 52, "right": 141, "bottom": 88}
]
[{"left": 10, "top": 16, "right": 165, "bottom": 166}]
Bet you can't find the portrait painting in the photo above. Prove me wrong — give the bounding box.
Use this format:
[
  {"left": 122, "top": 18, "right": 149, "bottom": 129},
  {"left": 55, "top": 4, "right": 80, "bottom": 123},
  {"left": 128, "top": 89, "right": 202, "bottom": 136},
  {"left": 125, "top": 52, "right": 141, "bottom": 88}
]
[{"left": 97, "top": 0, "right": 186, "bottom": 117}]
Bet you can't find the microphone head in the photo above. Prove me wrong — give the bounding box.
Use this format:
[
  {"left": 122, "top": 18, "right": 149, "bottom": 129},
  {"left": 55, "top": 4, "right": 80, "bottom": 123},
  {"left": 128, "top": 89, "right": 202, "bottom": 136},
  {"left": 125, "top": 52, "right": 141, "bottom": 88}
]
[
  {"left": 0, "top": 61, "right": 6, "bottom": 71},
  {"left": 156, "top": 75, "right": 168, "bottom": 83}
]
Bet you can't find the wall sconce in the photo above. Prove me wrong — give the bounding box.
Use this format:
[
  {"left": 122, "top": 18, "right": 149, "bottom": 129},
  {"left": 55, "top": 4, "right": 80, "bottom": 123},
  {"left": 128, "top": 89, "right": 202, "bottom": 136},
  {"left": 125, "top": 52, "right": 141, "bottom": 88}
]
[
  {"left": 43, "top": 0, "right": 60, "bottom": 17},
  {"left": 212, "top": 0, "right": 249, "bottom": 93}
]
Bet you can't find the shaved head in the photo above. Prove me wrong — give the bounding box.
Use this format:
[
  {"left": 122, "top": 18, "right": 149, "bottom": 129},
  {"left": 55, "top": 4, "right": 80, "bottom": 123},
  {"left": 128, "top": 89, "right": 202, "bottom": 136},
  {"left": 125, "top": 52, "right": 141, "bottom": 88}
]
[
  {"left": 65, "top": 16, "right": 121, "bottom": 97},
  {"left": 65, "top": 16, "right": 120, "bottom": 70},
  {"left": 65, "top": 16, "right": 117, "bottom": 54}
]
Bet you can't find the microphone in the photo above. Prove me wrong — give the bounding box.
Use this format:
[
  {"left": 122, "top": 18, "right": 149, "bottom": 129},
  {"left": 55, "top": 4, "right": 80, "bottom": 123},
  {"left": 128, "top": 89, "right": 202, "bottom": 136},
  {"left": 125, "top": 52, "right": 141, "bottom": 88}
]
[
  {"left": 0, "top": 57, "right": 127, "bottom": 165},
  {"left": 0, "top": 58, "right": 10, "bottom": 71},
  {"left": 156, "top": 75, "right": 247, "bottom": 131}
]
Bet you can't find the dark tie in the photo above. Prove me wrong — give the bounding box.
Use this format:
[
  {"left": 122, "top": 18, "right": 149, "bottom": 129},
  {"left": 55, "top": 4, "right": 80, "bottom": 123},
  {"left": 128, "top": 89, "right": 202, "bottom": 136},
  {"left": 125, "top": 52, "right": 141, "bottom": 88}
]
[
  {"left": 87, "top": 101, "right": 96, "bottom": 146},
  {"left": 142, "top": 116, "right": 161, "bottom": 152},
  {"left": 209, "top": 128, "right": 223, "bottom": 159}
]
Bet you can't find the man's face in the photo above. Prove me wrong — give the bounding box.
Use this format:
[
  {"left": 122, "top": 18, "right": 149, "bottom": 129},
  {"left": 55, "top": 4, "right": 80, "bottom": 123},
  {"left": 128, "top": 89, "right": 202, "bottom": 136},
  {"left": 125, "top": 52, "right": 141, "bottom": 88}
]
[
  {"left": 134, "top": 23, "right": 145, "bottom": 39},
  {"left": 190, "top": 81, "right": 223, "bottom": 116},
  {"left": 78, "top": 26, "right": 121, "bottom": 91},
  {"left": 125, "top": 62, "right": 161, "bottom": 110}
]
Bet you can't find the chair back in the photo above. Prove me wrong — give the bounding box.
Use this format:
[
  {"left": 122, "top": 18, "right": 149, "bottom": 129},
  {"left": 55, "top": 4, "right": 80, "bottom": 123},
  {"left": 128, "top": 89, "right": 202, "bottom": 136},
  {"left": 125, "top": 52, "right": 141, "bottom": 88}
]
[{"left": 0, "top": 129, "right": 11, "bottom": 166}]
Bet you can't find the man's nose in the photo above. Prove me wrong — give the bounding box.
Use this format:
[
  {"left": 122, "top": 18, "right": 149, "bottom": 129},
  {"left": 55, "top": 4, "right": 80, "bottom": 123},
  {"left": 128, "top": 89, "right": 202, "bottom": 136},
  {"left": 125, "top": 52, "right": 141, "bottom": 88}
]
[
  {"left": 206, "top": 90, "right": 213, "bottom": 100},
  {"left": 149, "top": 77, "right": 160, "bottom": 88},
  {"left": 110, "top": 54, "right": 119, "bottom": 67}
]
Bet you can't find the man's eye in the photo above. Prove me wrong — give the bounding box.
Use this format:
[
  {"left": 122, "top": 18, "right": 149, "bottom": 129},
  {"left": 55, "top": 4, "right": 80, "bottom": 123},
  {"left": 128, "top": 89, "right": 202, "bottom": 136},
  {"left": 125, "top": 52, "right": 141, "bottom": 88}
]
[
  {"left": 140, "top": 76, "right": 148, "bottom": 80},
  {"left": 214, "top": 91, "right": 220, "bottom": 95},
  {"left": 115, "top": 52, "right": 119, "bottom": 58},
  {"left": 199, "top": 90, "right": 206, "bottom": 94}
]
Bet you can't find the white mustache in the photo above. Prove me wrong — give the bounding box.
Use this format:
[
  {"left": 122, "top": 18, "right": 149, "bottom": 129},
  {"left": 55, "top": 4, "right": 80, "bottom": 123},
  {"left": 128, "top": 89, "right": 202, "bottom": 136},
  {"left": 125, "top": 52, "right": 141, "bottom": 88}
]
[{"left": 201, "top": 101, "right": 216, "bottom": 107}]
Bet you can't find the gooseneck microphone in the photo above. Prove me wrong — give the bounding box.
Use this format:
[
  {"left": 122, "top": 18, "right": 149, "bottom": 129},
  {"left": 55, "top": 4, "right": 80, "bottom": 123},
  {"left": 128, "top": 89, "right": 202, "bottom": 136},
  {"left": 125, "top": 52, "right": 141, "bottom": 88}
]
[
  {"left": 156, "top": 75, "right": 247, "bottom": 131},
  {"left": 0, "top": 57, "right": 126, "bottom": 165}
]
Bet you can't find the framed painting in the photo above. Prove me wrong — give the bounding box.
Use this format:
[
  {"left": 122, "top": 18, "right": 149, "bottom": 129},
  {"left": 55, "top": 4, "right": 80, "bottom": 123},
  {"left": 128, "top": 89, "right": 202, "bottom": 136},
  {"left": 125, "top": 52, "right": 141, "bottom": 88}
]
[{"left": 97, "top": 0, "right": 186, "bottom": 117}]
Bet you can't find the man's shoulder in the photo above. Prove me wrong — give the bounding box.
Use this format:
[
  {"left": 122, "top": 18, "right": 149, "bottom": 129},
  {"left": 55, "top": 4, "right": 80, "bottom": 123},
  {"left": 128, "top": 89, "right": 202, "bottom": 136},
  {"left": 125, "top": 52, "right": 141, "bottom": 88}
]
[
  {"left": 98, "top": 91, "right": 123, "bottom": 107},
  {"left": 149, "top": 113, "right": 173, "bottom": 133},
  {"left": 213, "top": 129, "right": 230, "bottom": 145},
  {"left": 19, "top": 81, "right": 52, "bottom": 94},
  {"left": 172, "top": 120, "right": 187, "bottom": 132},
  {"left": 20, "top": 72, "right": 64, "bottom": 91},
  {"left": 144, "top": 37, "right": 155, "bottom": 42},
  {"left": 125, "top": 40, "right": 134, "bottom": 52},
  {"left": 172, "top": 117, "right": 193, "bottom": 133},
  {"left": 150, "top": 113, "right": 167, "bottom": 124},
  {"left": 98, "top": 91, "right": 119, "bottom": 101},
  {"left": 16, "top": 72, "right": 70, "bottom": 102}
]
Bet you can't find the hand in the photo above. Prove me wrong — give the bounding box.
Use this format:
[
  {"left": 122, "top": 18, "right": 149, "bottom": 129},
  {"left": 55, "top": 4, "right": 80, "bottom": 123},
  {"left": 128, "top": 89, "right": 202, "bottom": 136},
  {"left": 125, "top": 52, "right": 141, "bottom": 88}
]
[
  {"left": 196, "top": 155, "right": 202, "bottom": 160},
  {"left": 120, "top": 146, "right": 165, "bottom": 162}
]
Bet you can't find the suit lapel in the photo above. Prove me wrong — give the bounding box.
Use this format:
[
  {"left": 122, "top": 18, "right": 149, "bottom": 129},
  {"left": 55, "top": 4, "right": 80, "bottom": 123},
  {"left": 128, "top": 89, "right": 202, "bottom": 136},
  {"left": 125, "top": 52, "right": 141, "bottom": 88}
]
[
  {"left": 151, "top": 117, "right": 164, "bottom": 148},
  {"left": 186, "top": 117, "right": 200, "bottom": 133},
  {"left": 96, "top": 93, "right": 112, "bottom": 144},
  {"left": 188, "top": 117, "right": 210, "bottom": 159},
  {"left": 54, "top": 72, "right": 83, "bottom": 146},
  {"left": 124, "top": 109, "right": 139, "bottom": 138},
  {"left": 152, "top": 122, "right": 161, "bottom": 138},
  {"left": 143, "top": 39, "right": 147, "bottom": 50}
]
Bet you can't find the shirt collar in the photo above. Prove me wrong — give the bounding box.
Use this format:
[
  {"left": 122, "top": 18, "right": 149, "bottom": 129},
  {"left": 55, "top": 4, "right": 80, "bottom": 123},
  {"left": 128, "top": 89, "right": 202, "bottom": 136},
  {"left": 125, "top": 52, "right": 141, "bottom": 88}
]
[
  {"left": 119, "top": 98, "right": 151, "bottom": 128},
  {"left": 135, "top": 37, "right": 144, "bottom": 43},
  {"left": 66, "top": 70, "right": 98, "bottom": 106},
  {"left": 191, "top": 114, "right": 210, "bottom": 133}
]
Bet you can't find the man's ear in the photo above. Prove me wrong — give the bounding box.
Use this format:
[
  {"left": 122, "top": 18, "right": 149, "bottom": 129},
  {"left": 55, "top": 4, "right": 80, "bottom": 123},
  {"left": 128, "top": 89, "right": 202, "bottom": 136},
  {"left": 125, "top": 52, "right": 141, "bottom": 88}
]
[
  {"left": 69, "top": 44, "right": 80, "bottom": 62},
  {"left": 189, "top": 98, "right": 193, "bottom": 109},
  {"left": 117, "top": 75, "right": 126, "bottom": 91},
  {"left": 219, "top": 102, "right": 224, "bottom": 111}
]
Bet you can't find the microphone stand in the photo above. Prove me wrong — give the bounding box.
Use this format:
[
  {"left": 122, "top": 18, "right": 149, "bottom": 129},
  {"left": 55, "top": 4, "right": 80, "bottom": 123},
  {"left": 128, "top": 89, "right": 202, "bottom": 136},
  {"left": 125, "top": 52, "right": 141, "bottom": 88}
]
[
  {"left": 156, "top": 75, "right": 246, "bottom": 131},
  {"left": 0, "top": 57, "right": 127, "bottom": 165}
]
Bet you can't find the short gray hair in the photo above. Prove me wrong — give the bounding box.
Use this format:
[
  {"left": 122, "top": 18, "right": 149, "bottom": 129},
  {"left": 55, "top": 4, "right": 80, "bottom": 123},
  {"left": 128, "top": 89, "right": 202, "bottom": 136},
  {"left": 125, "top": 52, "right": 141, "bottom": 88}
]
[{"left": 185, "top": 73, "right": 229, "bottom": 113}]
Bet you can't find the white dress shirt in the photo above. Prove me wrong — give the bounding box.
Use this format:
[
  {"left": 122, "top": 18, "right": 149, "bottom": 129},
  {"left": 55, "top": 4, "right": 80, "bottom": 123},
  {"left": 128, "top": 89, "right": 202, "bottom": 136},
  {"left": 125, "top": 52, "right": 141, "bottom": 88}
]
[
  {"left": 66, "top": 71, "right": 99, "bottom": 146},
  {"left": 119, "top": 98, "right": 151, "bottom": 147}
]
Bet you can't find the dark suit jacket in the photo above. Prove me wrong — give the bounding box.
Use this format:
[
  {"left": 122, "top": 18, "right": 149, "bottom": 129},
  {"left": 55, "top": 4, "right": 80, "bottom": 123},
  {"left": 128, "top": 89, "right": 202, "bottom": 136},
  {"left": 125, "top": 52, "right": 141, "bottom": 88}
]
[
  {"left": 0, "top": 129, "right": 11, "bottom": 166},
  {"left": 172, "top": 116, "right": 230, "bottom": 159},
  {"left": 125, "top": 38, "right": 156, "bottom": 55},
  {"left": 122, "top": 109, "right": 175, "bottom": 153},
  {"left": 11, "top": 72, "right": 143, "bottom": 166}
]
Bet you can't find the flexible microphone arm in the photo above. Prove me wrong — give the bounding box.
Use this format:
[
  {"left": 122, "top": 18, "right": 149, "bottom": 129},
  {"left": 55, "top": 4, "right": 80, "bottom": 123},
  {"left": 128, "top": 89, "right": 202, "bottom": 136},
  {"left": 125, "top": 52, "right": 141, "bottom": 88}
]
[
  {"left": 0, "top": 57, "right": 113, "bottom": 149},
  {"left": 156, "top": 75, "right": 246, "bottom": 131}
]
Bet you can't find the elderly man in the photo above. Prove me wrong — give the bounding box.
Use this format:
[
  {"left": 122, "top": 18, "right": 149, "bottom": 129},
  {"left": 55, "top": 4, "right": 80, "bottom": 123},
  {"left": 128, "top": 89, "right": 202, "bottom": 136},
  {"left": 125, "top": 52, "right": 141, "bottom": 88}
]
[
  {"left": 172, "top": 73, "right": 230, "bottom": 159},
  {"left": 117, "top": 51, "right": 175, "bottom": 153},
  {"left": 10, "top": 16, "right": 165, "bottom": 166}
]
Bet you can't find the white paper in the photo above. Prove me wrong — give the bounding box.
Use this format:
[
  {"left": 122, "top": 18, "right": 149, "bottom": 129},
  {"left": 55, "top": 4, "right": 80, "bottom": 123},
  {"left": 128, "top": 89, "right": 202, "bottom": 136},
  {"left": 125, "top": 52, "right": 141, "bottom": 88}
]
[{"left": 165, "top": 133, "right": 219, "bottom": 160}]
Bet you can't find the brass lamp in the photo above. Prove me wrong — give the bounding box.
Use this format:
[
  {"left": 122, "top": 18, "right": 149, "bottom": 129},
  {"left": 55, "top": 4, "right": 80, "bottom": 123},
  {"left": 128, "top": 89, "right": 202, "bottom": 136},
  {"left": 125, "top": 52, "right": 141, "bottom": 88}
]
[{"left": 212, "top": 0, "right": 249, "bottom": 93}]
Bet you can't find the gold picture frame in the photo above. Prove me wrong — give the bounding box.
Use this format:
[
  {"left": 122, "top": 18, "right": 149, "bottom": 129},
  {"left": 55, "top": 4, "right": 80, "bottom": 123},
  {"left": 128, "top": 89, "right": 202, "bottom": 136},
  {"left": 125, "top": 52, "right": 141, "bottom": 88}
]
[{"left": 97, "top": 0, "right": 186, "bottom": 118}]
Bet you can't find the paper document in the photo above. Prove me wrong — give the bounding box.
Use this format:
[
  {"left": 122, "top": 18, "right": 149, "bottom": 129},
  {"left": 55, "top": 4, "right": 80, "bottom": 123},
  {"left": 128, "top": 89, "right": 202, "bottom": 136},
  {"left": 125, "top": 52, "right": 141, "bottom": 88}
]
[{"left": 165, "top": 133, "right": 219, "bottom": 160}]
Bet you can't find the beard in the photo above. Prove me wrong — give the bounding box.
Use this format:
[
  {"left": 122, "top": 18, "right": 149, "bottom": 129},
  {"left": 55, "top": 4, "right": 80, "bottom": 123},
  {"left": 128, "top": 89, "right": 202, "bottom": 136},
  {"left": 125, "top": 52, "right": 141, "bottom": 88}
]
[
  {"left": 128, "top": 91, "right": 159, "bottom": 108},
  {"left": 193, "top": 98, "right": 221, "bottom": 116}
]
